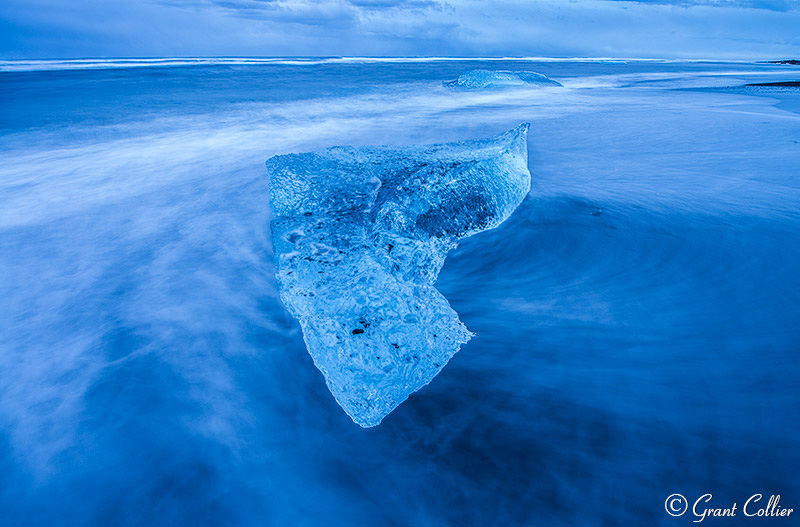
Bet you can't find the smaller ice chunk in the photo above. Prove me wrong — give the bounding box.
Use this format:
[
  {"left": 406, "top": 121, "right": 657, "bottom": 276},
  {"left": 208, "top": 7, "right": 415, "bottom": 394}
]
[{"left": 444, "top": 70, "right": 561, "bottom": 89}]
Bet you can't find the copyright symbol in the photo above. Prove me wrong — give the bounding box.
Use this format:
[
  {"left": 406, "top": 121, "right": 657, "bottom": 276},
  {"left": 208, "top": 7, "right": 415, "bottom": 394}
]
[{"left": 665, "top": 494, "right": 688, "bottom": 516}]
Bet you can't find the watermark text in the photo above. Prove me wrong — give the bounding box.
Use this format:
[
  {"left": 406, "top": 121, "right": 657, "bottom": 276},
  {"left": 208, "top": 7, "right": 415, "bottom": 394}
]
[{"left": 665, "top": 494, "right": 793, "bottom": 522}]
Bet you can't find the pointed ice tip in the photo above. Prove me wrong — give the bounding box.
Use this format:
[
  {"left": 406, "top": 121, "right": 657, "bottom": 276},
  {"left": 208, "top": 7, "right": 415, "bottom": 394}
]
[
  {"left": 514, "top": 122, "right": 530, "bottom": 140},
  {"left": 498, "top": 123, "right": 530, "bottom": 156},
  {"left": 354, "top": 416, "right": 382, "bottom": 429},
  {"left": 500, "top": 122, "right": 529, "bottom": 141}
]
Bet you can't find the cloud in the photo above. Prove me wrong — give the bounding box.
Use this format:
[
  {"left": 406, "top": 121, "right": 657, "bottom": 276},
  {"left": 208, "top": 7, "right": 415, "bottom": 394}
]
[
  {"left": 1, "top": 0, "right": 799, "bottom": 58},
  {"left": 158, "top": 0, "right": 446, "bottom": 24},
  {"left": 157, "top": 0, "right": 358, "bottom": 25},
  {"left": 348, "top": 0, "right": 443, "bottom": 9},
  {"left": 610, "top": 0, "right": 797, "bottom": 11}
]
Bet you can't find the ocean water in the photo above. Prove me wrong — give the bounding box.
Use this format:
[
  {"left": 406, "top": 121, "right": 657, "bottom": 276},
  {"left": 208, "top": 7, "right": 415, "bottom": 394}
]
[{"left": 1, "top": 58, "right": 799, "bottom": 526}]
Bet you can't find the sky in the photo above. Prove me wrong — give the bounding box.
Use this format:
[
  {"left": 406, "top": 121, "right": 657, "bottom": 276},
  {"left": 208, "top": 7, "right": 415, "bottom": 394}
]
[{"left": 1, "top": 0, "right": 799, "bottom": 59}]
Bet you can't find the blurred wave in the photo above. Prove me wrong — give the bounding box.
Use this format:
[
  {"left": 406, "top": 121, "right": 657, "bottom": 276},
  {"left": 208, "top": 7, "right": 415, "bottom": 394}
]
[{"left": 1, "top": 60, "right": 798, "bottom": 526}]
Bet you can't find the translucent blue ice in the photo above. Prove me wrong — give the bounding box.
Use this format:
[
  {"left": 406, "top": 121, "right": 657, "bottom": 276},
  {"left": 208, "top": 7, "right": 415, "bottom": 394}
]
[
  {"left": 444, "top": 70, "right": 562, "bottom": 89},
  {"left": 267, "top": 125, "right": 531, "bottom": 427}
]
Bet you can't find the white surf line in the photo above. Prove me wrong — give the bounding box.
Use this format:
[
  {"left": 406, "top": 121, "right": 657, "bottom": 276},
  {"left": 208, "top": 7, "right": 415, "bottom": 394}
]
[{"left": 0, "top": 56, "right": 762, "bottom": 72}]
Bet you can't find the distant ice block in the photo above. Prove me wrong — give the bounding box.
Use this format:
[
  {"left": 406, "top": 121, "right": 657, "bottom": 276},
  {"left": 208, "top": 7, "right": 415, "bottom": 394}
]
[
  {"left": 267, "top": 124, "right": 531, "bottom": 427},
  {"left": 444, "top": 70, "right": 561, "bottom": 89}
]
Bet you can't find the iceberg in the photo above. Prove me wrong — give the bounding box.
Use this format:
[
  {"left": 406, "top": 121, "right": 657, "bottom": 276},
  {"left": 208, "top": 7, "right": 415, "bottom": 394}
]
[
  {"left": 444, "top": 70, "right": 561, "bottom": 89},
  {"left": 267, "top": 124, "right": 531, "bottom": 427}
]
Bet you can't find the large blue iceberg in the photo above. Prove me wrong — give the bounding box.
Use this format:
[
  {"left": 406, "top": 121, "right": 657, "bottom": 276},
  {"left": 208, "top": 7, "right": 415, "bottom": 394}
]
[
  {"left": 267, "top": 124, "right": 532, "bottom": 427},
  {"left": 444, "top": 70, "right": 561, "bottom": 89}
]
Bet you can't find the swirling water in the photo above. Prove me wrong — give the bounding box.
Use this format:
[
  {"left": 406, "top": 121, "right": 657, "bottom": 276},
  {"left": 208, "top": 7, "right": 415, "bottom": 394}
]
[{"left": 1, "top": 59, "right": 799, "bottom": 526}]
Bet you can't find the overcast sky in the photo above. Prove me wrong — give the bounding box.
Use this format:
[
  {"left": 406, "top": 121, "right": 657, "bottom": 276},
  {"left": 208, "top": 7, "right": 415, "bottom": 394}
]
[{"left": 1, "top": 0, "right": 799, "bottom": 59}]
